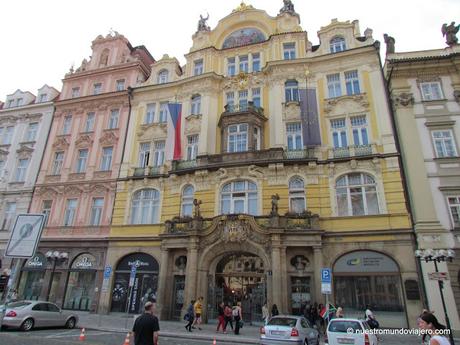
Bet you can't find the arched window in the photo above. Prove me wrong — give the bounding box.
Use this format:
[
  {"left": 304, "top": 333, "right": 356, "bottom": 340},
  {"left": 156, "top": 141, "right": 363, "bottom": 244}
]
[
  {"left": 99, "top": 49, "right": 110, "bottom": 67},
  {"left": 330, "top": 37, "right": 346, "bottom": 53},
  {"left": 130, "top": 189, "right": 160, "bottom": 224},
  {"left": 157, "top": 70, "right": 169, "bottom": 84},
  {"left": 285, "top": 80, "right": 299, "bottom": 102},
  {"left": 336, "top": 173, "right": 379, "bottom": 216},
  {"left": 221, "top": 180, "right": 257, "bottom": 215},
  {"left": 289, "top": 176, "right": 305, "bottom": 213},
  {"left": 181, "top": 185, "right": 194, "bottom": 217},
  {"left": 191, "top": 95, "right": 201, "bottom": 115}
]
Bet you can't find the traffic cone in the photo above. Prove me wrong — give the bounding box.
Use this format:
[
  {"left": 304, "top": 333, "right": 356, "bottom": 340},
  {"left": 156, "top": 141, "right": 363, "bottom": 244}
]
[
  {"left": 122, "top": 332, "right": 130, "bottom": 345},
  {"left": 212, "top": 338, "right": 216, "bottom": 345},
  {"left": 79, "top": 328, "right": 86, "bottom": 341}
]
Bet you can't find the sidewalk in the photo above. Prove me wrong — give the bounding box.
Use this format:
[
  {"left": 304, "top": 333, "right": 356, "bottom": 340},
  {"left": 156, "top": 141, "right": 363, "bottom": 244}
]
[{"left": 75, "top": 311, "right": 261, "bottom": 344}]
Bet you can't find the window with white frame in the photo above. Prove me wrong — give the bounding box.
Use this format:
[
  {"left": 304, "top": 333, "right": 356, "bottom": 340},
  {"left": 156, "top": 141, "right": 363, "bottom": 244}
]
[
  {"left": 15, "top": 158, "right": 29, "bottom": 182},
  {"left": 187, "top": 135, "right": 199, "bottom": 160},
  {"left": 17, "top": 98, "right": 23, "bottom": 106},
  {"left": 221, "top": 180, "right": 258, "bottom": 215},
  {"left": 239, "top": 55, "right": 249, "bottom": 73},
  {"left": 448, "top": 196, "right": 460, "bottom": 228},
  {"left": 239, "top": 90, "right": 248, "bottom": 110},
  {"left": 345, "top": 70, "right": 360, "bottom": 95},
  {"left": 42, "top": 200, "right": 52, "bottom": 226},
  {"left": 71, "top": 87, "right": 80, "bottom": 98},
  {"left": 116, "top": 79, "right": 125, "bottom": 91},
  {"left": 3, "top": 202, "right": 16, "bottom": 230},
  {"left": 285, "top": 80, "right": 299, "bottom": 102},
  {"left": 252, "top": 88, "right": 261, "bottom": 108},
  {"left": 327, "top": 73, "right": 342, "bottom": 98},
  {"left": 191, "top": 95, "right": 201, "bottom": 115},
  {"left": 76, "top": 149, "right": 88, "bottom": 173},
  {"left": 286, "top": 122, "right": 303, "bottom": 150},
  {"left": 330, "top": 37, "right": 346, "bottom": 53},
  {"left": 253, "top": 127, "right": 261, "bottom": 150},
  {"left": 93, "top": 83, "right": 102, "bottom": 95},
  {"left": 194, "top": 59, "right": 203, "bottom": 76},
  {"left": 283, "top": 43, "right": 296, "bottom": 60},
  {"left": 138, "top": 143, "right": 150, "bottom": 167},
  {"left": 226, "top": 92, "right": 235, "bottom": 111},
  {"left": 62, "top": 115, "right": 72, "bottom": 134},
  {"left": 7, "top": 100, "right": 14, "bottom": 108},
  {"left": 158, "top": 70, "right": 169, "bottom": 84},
  {"left": 181, "top": 185, "right": 194, "bottom": 217},
  {"left": 289, "top": 176, "right": 306, "bottom": 213},
  {"left": 159, "top": 103, "right": 168, "bottom": 123},
  {"left": 25, "top": 122, "right": 38, "bottom": 141},
  {"left": 52, "top": 152, "right": 64, "bottom": 175},
  {"left": 153, "top": 140, "right": 165, "bottom": 167},
  {"left": 2, "top": 126, "right": 14, "bottom": 145},
  {"left": 145, "top": 103, "right": 156, "bottom": 124},
  {"left": 100, "top": 147, "right": 113, "bottom": 171},
  {"left": 85, "top": 112, "right": 95, "bottom": 132},
  {"left": 351, "top": 116, "right": 369, "bottom": 146},
  {"left": 90, "top": 198, "right": 104, "bottom": 226},
  {"left": 227, "top": 57, "right": 236, "bottom": 76},
  {"left": 108, "top": 109, "right": 119, "bottom": 129},
  {"left": 432, "top": 130, "right": 458, "bottom": 158},
  {"left": 39, "top": 94, "right": 48, "bottom": 103},
  {"left": 63, "top": 199, "right": 77, "bottom": 226},
  {"left": 252, "top": 53, "right": 260, "bottom": 72},
  {"left": 228, "top": 124, "right": 248, "bottom": 153},
  {"left": 130, "top": 189, "right": 160, "bottom": 224},
  {"left": 331, "top": 118, "right": 348, "bottom": 148},
  {"left": 421, "top": 82, "right": 443, "bottom": 101},
  {"left": 336, "top": 173, "right": 379, "bottom": 216}
]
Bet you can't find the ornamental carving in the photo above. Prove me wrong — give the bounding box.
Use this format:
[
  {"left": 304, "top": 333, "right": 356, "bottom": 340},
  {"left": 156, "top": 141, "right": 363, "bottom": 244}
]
[
  {"left": 393, "top": 92, "right": 414, "bottom": 107},
  {"left": 92, "top": 184, "right": 109, "bottom": 195},
  {"left": 0, "top": 148, "right": 9, "bottom": 157},
  {"left": 68, "top": 173, "right": 86, "bottom": 181},
  {"left": 0, "top": 115, "right": 17, "bottom": 125},
  {"left": 75, "top": 134, "right": 93, "bottom": 148},
  {"left": 64, "top": 185, "right": 83, "bottom": 196},
  {"left": 137, "top": 123, "right": 167, "bottom": 141},
  {"left": 185, "top": 114, "right": 202, "bottom": 134},
  {"left": 36, "top": 186, "right": 59, "bottom": 198},
  {"left": 99, "top": 130, "right": 118, "bottom": 146},
  {"left": 53, "top": 136, "right": 70, "bottom": 150},
  {"left": 219, "top": 218, "right": 250, "bottom": 243},
  {"left": 282, "top": 102, "right": 301, "bottom": 121},
  {"left": 454, "top": 90, "right": 460, "bottom": 103},
  {"left": 290, "top": 255, "right": 310, "bottom": 271},
  {"left": 22, "top": 113, "right": 42, "bottom": 122},
  {"left": 223, "top": 73, "right": 265, "bottom": 91},
  {"left": 323, "top": 94, "right": 369, "bottom": 115},
  {"left": 16, "top": 145, "right": 34, "bottom": 159}
]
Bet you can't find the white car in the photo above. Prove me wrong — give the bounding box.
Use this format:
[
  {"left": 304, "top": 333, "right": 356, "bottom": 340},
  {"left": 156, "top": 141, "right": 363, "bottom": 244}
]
[
  {"left": 260, "top": 315, "right": 320, "bottom": 345},
  {"left": 326, "top": 318, "right": 378, "bottom": 345}
]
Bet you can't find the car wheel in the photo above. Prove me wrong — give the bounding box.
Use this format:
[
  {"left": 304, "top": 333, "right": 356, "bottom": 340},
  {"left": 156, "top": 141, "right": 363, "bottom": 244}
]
[
  {"left": 304, "top": 338, "right": 309, "bottom": 345},
  {"left": 21, "top": 318, "right": 34, "bottom": 331},
  {"left": 65, "top": 317, "right": 76, "bottom": 329}
]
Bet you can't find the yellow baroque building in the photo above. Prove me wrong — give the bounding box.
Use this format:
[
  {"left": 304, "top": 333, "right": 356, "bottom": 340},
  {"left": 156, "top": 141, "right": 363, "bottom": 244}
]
[{"left": 100, "top": 3, "right": 422, "bottom": 327}]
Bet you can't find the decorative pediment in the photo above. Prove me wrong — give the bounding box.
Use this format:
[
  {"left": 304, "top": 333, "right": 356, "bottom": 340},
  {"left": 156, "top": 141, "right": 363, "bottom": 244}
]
[
  {"left": 323, "top": 94, "right": 369, "bottom": 115},
  {"left": 64, "top": 185, "right": 83, "bottom": 196},
  {"left": 99, "top": 130, "right": 118, "bottom": 146},
  {"left": 92, "top": 184, "right": 110, "bottom": 194},
  {"left": 53, "top": 136, "right": 70, "bottom": 150},
  {"left": 222, "top": 72, "right": 265, "bottom": 91},
  {"left": 137, "top": 123, "right": 167, "bottom": 141},
  {"left": 0, "top": 115, "right": 18, "bottom": 125},
  {"left": 75, "top": 134, "right": 93, "bottom": 148},
  {"left": 16, "top": 144, "right": 34, "bottom": 159},
  {"left": 35, "top": 186, "right": 59, "bottom": 198},
  {"left": 185, "top": 114, "right": 202, "bottom": 134},
  {"left": 22, "top": 113, "right": 42, "bottom": 122},
  {"left": 392, "top": 92, "right": 414, "bottom": 108},
  {"left": 282, "top": 102, "right": 301, "bottom": 121}
]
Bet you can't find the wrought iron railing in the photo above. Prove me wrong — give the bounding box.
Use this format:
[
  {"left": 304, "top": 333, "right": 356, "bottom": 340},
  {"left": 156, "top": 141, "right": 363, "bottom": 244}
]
[
  {"left": 284, "top": 149, "right": 315, "bottom": 159},
  {"left": 224, "top": 101, "right": 264, "bottom": 115}
]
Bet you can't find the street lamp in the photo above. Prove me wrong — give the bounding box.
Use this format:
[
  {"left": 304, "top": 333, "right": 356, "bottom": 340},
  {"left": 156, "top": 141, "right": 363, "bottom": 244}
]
[
  {"left": 415, "top": 248, "right": 455, "bottom": 345},
  {"left": 45, "top": 251, "right": 68, "bottom": 302}
]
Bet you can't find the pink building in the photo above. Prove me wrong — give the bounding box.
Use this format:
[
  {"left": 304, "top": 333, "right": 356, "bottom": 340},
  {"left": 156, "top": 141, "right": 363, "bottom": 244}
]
[{"left": 25, "top": 32, "right": 154, "bottom": 311}]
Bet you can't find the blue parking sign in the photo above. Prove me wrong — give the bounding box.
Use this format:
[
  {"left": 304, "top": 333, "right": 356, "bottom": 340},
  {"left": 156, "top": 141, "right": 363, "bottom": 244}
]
[{"left": 321, "top": 268, "right": 331, "bottom": 283}]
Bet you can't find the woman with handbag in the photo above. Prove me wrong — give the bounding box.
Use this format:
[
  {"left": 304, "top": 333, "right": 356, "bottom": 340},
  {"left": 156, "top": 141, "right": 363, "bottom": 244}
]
[{"left": 184, "top": 300, "right": 195, "bottom": 332}]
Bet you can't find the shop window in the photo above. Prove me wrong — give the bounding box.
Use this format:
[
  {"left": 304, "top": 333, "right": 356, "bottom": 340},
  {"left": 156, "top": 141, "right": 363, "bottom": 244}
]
[
  {"left": 220, "top": 180, "right": 257, "bottom": 215},
  {"left": 336, "top": 173, "right": 379, "bottom": 216},
  {"left": 64, "top": 253, "right": 97, "bottom": 311},
  {"left": 130, "top": 189, "right": 160, "bottom": 224},
  {"left": 181, "top": 185, "right": 194, "bottom": 217}
]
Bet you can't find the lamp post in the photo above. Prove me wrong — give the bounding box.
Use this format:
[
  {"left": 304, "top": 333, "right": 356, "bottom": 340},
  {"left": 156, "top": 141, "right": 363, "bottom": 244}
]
[
  {"left": 45, "top": 251, "right": 68, "bottom": 302},
  {"left": 415, "top": 248, "right": 455, "bottom": 345}
]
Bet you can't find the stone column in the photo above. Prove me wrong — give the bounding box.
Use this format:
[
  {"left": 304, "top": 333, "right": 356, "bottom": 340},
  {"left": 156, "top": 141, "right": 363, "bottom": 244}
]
[
  {"left": 280, "top": 246, "right": 288, "bottom": 313},
  {"left": 184, "top": 239, "right": 199, "bottom": 310},
  {"left": 271, "top": 242, "right": 282, "bottom": 312},
  {"left": 313, "top": 246, "right": 324, "bottom": 304},
  {"left": 156, "top": 247, "right": 170, "bottom": 319}
]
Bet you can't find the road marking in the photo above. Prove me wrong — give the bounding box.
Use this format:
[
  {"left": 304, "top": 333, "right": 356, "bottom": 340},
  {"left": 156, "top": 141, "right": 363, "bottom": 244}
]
[{"left": 45, "top": 330, "right": 109, "bottom": 338}]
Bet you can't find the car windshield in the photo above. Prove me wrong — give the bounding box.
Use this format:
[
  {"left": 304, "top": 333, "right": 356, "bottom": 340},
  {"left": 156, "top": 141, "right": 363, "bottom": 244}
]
[
  {"left": 328, "top": 320, "right": 362, "bottom": 333},
  {"left": 268, "top": 318, "right": 297, "bottom": 327},
  {"left": 7, "top": 301, "right": 31, "bottom": 308}
]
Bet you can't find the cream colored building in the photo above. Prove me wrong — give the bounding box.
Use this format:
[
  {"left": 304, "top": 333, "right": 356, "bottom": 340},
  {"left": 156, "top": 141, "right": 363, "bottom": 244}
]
[
  {"left": 386, "top": 43, "right": 460, "bottom": 331},
  {"left": 102, "top": 2, "right": 422, "bottom": 327}
]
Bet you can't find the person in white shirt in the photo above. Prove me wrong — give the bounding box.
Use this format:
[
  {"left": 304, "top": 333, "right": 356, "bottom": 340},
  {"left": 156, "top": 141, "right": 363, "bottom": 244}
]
[{"left": 418, "top": 312, "right": 450, "bottom": 345}]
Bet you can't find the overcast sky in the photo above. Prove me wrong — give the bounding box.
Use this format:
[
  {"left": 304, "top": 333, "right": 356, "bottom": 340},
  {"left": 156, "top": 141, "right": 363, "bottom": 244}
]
[{"left": 0, "top": 0, "right": 458, "bottom": 102}]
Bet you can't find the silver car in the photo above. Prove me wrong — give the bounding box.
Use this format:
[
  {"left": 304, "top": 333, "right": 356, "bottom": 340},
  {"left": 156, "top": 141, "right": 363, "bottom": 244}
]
[
  {"left": 2, "top": 300, "right": 78, "bottom": 331},
  {"left": 260, "top": 315, "right": 320, "bottom": 345}
]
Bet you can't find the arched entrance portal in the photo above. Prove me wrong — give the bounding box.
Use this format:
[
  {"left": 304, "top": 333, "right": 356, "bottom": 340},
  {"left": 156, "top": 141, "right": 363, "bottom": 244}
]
[{"left": 208, "top": 252, "right": 266, "bottom": 324}]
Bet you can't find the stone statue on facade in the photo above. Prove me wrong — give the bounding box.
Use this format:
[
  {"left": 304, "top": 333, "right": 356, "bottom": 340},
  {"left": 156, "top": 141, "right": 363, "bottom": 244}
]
[
  {"left": 442, "top": 22, "right": 459, "bottom": 46},
  {"left": 197, "top": 13, "right": 210, "bottom": 32},
  {"left": 270, "top": 194, "right": 280, "bottom": 216},
  {"left": 383, "top": 34, "right": 395, "bottom": 55},
  {"left": 279, "top": 0, "right": 296, "bottom": 15},
  {"left": 193, "top": 198, "right": 202, "bottom": 219}
]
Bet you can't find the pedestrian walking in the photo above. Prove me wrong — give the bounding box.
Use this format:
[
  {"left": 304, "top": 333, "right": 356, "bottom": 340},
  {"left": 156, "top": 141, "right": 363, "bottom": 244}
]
[
  {"left": 271, "top": 304, "right": 279, "bottom": 317},
  {"left": 184, "top": 300, "right": 195, "bottom": 332},
  {"left": 418, "top": 312, "right": 450, "bottom": 345},
  {"left": 365, "top": 304, "right": 379, "bottom": 330},
  {"left": 233, "top": 302, "right": 243, "bottom": 335},
  {"left": 336, "top": 307, "right": 344, "bottom": 318},
  {"left": 216, "top": 302, "right": 225, "bottom": 333},
  {"left": 262, "top": 303, "right": 269, "bottom": 324},
  {"left": 192, "top": 296, "right": 203, "bottom": 330},
  {"left": 224, "top": 303, "right": 234, "bottom": 331},
  {"left": 132, "top": 302, "right": 160, "bottom": 345}
]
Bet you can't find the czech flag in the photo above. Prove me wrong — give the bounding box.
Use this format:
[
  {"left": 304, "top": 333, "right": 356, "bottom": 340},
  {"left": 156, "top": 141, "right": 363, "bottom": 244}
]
[{"left": 166, "top": 103, "right": 182, "bottom": 161}]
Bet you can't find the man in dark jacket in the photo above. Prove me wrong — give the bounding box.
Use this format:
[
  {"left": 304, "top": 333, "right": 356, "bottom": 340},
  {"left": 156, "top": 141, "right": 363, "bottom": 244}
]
[{"left": 132, "top": 302, "right": 160, "bottom": 345}]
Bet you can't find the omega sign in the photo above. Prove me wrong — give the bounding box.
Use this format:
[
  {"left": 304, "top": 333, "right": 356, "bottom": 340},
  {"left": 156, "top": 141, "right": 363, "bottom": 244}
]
[
  {"left": 72, "top": 254, "right": 96, "bottom": 269},
  {"left": 220, "top": 219, "right": 249, "bottom": 243}
]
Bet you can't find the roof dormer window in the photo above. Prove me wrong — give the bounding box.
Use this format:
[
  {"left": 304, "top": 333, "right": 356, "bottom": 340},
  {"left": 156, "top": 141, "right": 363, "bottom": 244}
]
[
  {"left": 158, "top": 70, "right": 169, "bottom": 84},
  {"left": 39, "top": 94, "right": 48, "bottom": 103},
  {"left": 330, "top": 36, "right": 346, "bottom": 53}
]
